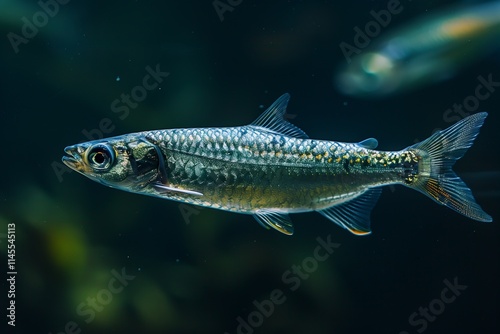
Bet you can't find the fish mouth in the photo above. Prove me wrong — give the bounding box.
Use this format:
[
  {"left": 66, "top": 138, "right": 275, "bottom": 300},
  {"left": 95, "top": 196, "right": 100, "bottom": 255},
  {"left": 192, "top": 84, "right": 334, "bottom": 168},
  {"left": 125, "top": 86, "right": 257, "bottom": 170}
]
[{"left": 62, "top": 146, "right": 86, "bottom": 172}]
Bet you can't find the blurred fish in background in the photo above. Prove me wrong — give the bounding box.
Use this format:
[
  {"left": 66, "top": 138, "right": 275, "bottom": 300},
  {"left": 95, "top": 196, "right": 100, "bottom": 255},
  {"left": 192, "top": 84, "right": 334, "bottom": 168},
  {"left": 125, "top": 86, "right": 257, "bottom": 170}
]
[{"left": 335, "top": 1, "right": 500, "bottom": 98}]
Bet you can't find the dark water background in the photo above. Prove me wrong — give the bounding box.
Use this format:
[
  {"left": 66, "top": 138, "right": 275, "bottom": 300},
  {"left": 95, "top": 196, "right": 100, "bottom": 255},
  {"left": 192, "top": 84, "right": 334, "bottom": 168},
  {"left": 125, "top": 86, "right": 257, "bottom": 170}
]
[{"left": 0, "top": 0, "right": 499, "bottom": 333}]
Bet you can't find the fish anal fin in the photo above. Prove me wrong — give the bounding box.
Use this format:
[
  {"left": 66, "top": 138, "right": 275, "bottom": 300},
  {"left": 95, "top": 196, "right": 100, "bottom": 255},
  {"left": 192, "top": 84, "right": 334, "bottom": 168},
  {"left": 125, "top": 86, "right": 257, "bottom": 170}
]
[
  {"left": 153, "top": 183, "right": 203, "bottom": 196},
  {"left": 250, "top": 93, "right": 309, "bottom": 139},
  {"left": 317, "top": 188, "right": 382, "bottom": 236},
  {"left": 253, "top": 210, "right": 294, "bottom": 235}
]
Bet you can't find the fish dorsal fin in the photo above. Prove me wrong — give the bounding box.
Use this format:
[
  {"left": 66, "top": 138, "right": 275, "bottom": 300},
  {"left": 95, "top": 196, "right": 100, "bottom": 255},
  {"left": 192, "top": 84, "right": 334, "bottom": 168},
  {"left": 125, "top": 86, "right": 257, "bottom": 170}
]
[
  {"left": 317, "top": 188, "right": 382, "bottom": 235},
  {"left": 253, "top": 210, "right": 294, "bottom": 235},
  {"left": 357, "top": 138, "right": 378, "bottom": 149},
  {"left": 250, "top": 93, "right": 309, "bottom": 139}
]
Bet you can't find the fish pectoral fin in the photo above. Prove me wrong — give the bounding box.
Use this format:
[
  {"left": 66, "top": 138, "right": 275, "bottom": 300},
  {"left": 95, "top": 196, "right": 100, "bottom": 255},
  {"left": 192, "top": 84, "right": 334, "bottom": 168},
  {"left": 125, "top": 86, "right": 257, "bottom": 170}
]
[
  {"left": 253, "top": 210, "right": 294, "bottom": 235},
  {"left": 250, "top": 93, "right": 309, "bottom": 139},
  {"left": 153, "top": 183, "right": 203, "bottom": 196},
  {"left": 357, "top": 137, "right": 378, "bottom": 149},
  {"left": 317, "top": 188, "right": 382, "bottom": 236}
]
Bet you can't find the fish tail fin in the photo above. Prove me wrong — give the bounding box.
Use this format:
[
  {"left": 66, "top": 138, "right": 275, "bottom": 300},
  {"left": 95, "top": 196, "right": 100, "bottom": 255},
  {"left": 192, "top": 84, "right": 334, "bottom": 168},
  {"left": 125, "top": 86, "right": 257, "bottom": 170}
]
[{"left": 407, "top": 112, "right": 492, "bottom": 222}]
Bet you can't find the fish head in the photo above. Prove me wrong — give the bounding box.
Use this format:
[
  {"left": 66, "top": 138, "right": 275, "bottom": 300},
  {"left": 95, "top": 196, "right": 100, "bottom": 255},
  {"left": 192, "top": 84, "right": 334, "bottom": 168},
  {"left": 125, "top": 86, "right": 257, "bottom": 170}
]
[{"left": 62, "top": 135, "right": 162, "bottom": 192}]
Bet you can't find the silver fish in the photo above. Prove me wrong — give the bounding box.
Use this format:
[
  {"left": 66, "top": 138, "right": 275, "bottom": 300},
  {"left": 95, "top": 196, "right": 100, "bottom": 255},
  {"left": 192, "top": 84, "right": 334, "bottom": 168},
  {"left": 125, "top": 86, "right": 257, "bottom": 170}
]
[
  {"left": 62, "top": 94, "right": 492, "bottom": 235},
  {"left": 335, "top": 1, "right": 500, "bottom": 97}
]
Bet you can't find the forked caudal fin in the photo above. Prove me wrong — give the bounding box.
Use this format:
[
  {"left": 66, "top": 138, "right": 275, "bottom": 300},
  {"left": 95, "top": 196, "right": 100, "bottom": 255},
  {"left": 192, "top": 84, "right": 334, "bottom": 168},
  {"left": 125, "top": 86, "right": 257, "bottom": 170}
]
[{"left": 408, "top": 112, "right": 492, "bottom": 222}]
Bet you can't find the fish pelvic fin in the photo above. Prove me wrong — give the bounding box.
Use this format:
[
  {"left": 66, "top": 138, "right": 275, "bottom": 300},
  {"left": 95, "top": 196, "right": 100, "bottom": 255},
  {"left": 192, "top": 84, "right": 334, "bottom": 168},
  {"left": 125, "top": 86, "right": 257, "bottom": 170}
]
[
  {"left": 253, "top": 210, "right": 294, "bottom": 235},
  {"left": 408, "top": 112, "right": 492, "bottom": 222}
]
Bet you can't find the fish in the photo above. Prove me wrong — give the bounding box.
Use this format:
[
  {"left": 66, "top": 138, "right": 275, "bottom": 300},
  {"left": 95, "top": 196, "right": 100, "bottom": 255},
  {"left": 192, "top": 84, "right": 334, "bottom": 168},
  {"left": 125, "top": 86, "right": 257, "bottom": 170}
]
[
  {"left": 62, "top": 93, "right": 492, "bottom": 235},
  {"left": 335, "top": 1, "right": 500, "bottom": 98}
]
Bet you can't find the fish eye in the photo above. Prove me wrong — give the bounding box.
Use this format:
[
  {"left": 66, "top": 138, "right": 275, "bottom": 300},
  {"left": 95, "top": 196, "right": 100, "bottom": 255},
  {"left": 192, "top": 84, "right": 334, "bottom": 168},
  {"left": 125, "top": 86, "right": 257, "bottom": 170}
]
[{"left": 86, "top": 144, "right": 115, "bottom": 171}]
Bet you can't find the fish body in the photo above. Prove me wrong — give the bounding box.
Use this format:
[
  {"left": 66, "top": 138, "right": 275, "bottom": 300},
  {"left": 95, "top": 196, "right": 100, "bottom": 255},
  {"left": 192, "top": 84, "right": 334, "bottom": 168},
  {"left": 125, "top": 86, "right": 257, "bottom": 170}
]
[
  {"left": 336, "top": 1, "right": 500, "bottom": 97},
  {"left": 63, "top": 94, "right": 492, "bottom": 235},
  {"left": 136, "top": 127, "right": 398, "bottom": 211}
]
